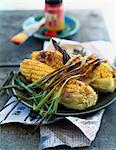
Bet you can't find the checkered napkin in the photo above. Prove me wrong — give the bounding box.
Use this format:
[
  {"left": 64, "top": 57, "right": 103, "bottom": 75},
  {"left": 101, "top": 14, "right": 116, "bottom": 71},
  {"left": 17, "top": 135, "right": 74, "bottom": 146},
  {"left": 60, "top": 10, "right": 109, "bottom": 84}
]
[{"left": 0, "top": 39, "right": 115, "bottom": 149}]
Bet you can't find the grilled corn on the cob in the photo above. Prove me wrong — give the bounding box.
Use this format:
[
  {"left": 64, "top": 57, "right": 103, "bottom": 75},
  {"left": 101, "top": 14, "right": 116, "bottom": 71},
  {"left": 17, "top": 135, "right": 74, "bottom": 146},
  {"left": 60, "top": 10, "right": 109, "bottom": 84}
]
[
  {"left": 86, "top": 62, "right": 116, "bottom": 92},
  {"left": 20, "top": 59, "right": 55, "bottom": 82},
  {"left": 32, "top": 50, "right": 64, "bottom": 69},
  {"left": 20, "top": 59, "right": 98, "bottom": 110},
  {"left": 87, "top": 62, "right": 114, "bottom": 78},
  {"left": 61, "top": 79, "right": 97, "bottom": 110}
]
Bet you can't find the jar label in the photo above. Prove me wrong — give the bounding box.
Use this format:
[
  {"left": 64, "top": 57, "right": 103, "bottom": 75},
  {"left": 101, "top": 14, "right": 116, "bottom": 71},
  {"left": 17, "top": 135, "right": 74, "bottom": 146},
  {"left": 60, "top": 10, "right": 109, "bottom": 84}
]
[{"left": 45, "top": 4, "right": 64, "bottom": 31}]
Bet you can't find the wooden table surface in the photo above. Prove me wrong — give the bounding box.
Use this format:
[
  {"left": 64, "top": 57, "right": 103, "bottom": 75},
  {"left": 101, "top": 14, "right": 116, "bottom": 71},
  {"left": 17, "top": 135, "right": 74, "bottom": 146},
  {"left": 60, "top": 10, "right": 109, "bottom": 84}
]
[{"left": 0, "top": 10, "right": 116, "bottom": 150}]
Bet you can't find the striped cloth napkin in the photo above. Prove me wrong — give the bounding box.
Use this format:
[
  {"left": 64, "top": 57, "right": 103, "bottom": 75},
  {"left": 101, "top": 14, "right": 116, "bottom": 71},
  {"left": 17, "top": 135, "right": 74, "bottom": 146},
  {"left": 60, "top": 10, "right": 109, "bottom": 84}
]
[{"left": 0, "top": 96, "right": 104, "bottom": 149}]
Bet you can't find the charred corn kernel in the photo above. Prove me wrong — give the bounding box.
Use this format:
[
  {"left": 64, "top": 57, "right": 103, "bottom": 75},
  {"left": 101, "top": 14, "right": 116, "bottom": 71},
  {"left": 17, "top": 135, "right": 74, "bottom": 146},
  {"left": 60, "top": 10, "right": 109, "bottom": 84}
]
[
  {"left": 20, "top": 59, "right": 98, "bottom": 110},
  {"left": 20, "top": 59, "right": 55, "bottom": 82},
  {"left": 88, "top": 62, "right": 114, "bottom": 78},
  {"left": 66, "top": 55, "right": 83, "bottom": 64},
  {"left": 32, "top": 50, "right": 64, "bottom": 69}
]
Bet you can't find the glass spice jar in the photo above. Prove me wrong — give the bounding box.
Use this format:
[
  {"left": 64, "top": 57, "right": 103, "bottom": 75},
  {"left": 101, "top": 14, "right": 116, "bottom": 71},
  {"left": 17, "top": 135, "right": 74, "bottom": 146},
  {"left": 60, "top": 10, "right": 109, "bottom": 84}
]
[{"left": 45, "top": 0, "right": 64, "bottom": 31}]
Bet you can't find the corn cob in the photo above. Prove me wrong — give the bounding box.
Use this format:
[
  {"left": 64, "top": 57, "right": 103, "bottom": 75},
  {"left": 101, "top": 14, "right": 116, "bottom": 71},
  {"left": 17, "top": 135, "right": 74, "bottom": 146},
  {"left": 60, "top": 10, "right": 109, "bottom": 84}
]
[
  {"left": 61, "top": 79, "right": 97, "bottom": 110},
  {"left": 87, "top": 62, "right": 114, "bottom": 78},
  {"left": 20, "top": 59, "right": 98, "bottom": 110},
  {"left": 86, "top": 62, "right": 116, "bottom": 92},
  {"left": 20, "top": 59, "right": 55, "bottom": 82},
  {"left": 66, "top": 55, "right": 116, "bottom": 93},
  {"left": 32, "top": 50, "right": 64, "bottom": 69}
]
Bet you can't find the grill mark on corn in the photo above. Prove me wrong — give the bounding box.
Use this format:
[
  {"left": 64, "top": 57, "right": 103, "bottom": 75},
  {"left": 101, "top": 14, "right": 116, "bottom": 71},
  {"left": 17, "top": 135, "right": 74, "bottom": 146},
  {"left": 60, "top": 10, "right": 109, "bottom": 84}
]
[
  {"left": 20, "top": 59, "right": 54, "bottom": 82},
  {"left": 87, "top": 62, "right": 114, "bottom": 78},
  {"left": 31, "top": 51, "right": 64, "bottom": 69}
]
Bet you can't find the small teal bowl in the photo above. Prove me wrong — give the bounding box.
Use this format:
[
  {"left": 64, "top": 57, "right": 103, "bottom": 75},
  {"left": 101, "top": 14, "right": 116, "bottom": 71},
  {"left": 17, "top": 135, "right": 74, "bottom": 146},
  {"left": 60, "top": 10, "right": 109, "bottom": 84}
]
[{"left": 23, "top": 15, "right": 80, "bottom": 40}]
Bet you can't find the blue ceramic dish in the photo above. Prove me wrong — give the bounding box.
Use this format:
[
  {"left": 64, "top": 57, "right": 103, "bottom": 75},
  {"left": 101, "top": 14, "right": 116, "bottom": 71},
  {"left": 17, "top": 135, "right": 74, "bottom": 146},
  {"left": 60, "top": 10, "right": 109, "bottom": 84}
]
[{"left": 23, "top": 15, "right": 80, "bottom": 40}]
